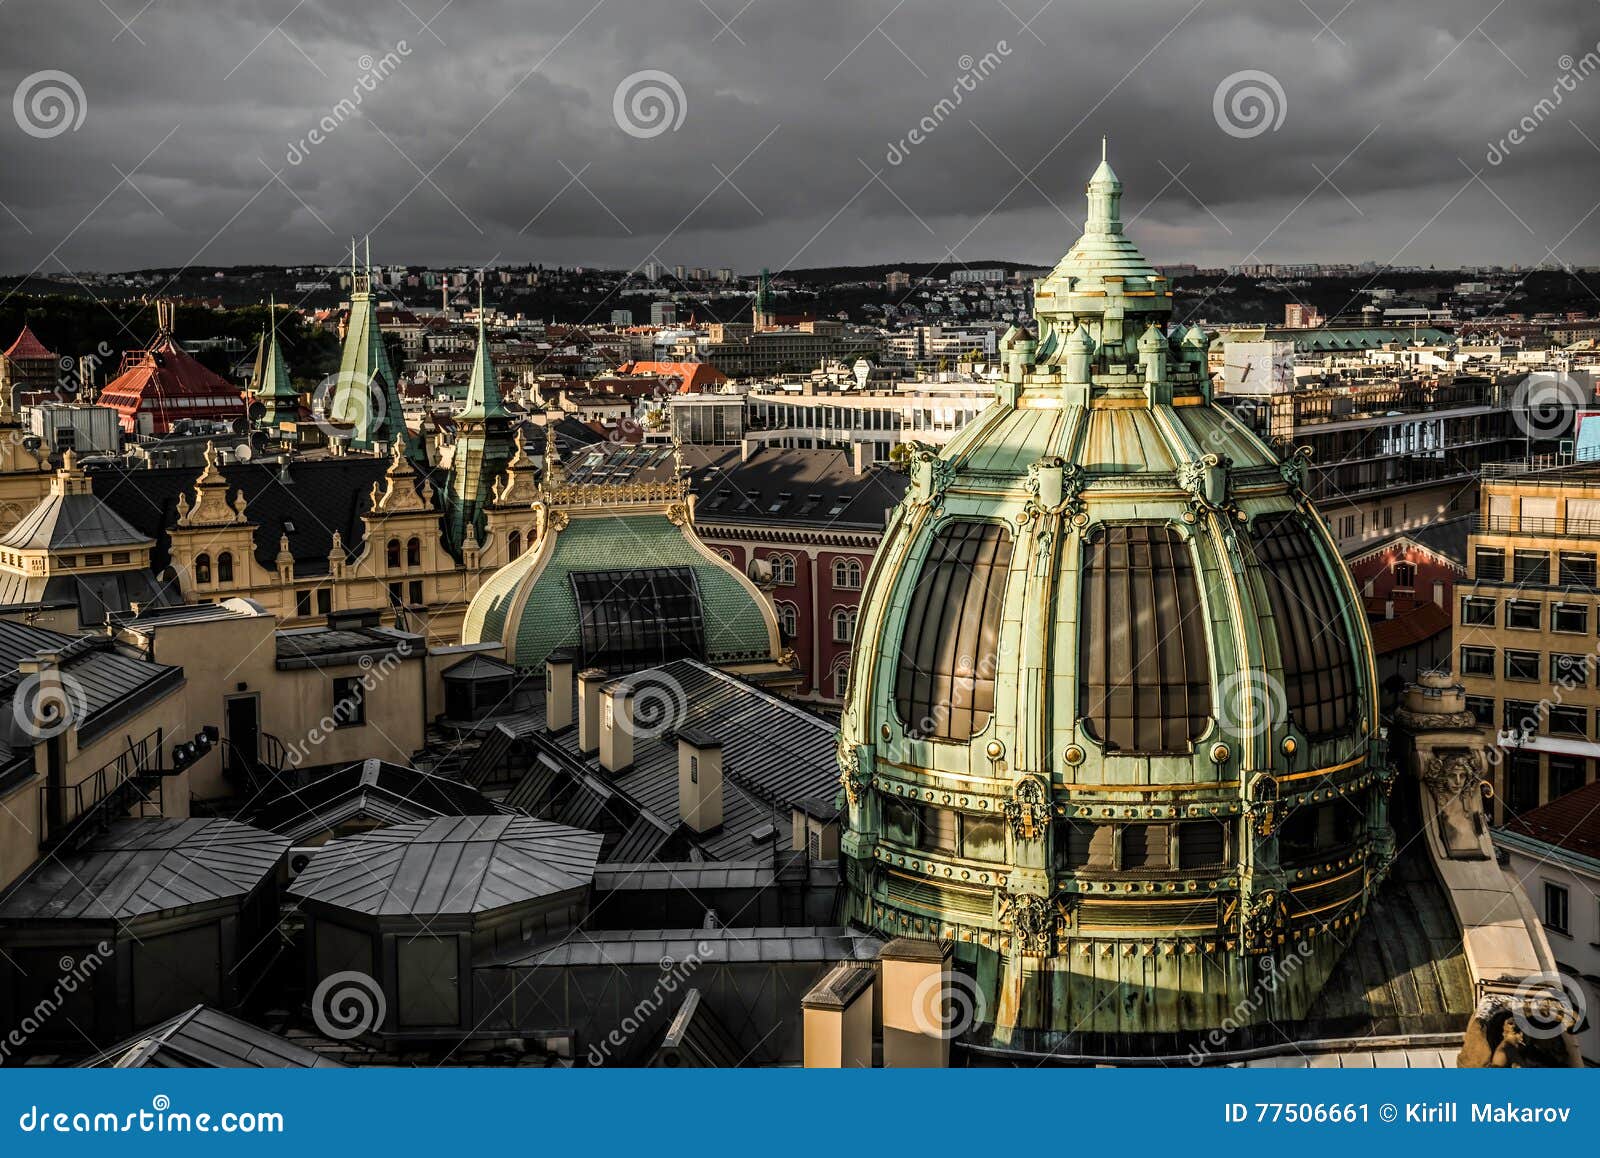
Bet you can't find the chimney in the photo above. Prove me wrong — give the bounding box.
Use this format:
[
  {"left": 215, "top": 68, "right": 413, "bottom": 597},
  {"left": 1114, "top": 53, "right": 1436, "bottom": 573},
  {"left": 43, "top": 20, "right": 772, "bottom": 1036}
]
[
  {"left": 544, "top": 649, "right": 575, "bottom": 732},
  {"left": 791, "top": 800, "right": 841, "bottom": 859},
  {"left": 740, "top": 437, "right": 759, "bottom": 462},
  {"left": 576, "top": 667, "right": 607, "bottom": 755},
  {"left": 879, "top": 938, "right": 953, "bottom": 1068},
  {"left": 851, "top": 441, "right": 873, "bottom": 476},
  {"left": 599, "top": 679, "right": 634, "bottom": 774},
  {"left": 802, "top": 960, "right": 876, "bottom": 1068},
  {"left": 676, "top": 728, "right": 723, "bottom": 832},
  {"left": 17, "top": 651, "right": 69, "bottom": 837}
]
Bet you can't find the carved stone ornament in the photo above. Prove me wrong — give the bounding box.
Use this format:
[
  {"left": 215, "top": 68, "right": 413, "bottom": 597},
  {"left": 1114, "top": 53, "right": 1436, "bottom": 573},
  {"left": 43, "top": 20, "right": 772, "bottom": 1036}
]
[
  {"left": 1421, "top": 751, "right": 1493, "bottom": 861},
  {"left": 1000, "top": 892, "right": 1060, "bottom": 956},
  {"left": 1003, "top": 775, "right": 1049, "bottom": 841},
  {"left": 837, "top": 739, "right": 867, "bottom": 807},
  {"left": 1241, "top": 889, "right": 1283, "bottom": 955},
  {"left": 1270, "top": 439, "right": 1314, "bottom": 491},
  {"left": 907, "top": 443, "right": 955, "bottom": 508},
  {"left": 1246, "top": 771, "right": 1281, "bottom": 838}
]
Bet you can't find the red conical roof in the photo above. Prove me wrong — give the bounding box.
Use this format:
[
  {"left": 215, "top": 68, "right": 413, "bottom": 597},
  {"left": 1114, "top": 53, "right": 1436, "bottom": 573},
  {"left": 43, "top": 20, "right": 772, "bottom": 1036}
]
[
  {"left": 4, "top": 325, "right": 55, "bottom": 361},
  {"left": 98, "top": 332, "right": 246, "bottom": 435}
]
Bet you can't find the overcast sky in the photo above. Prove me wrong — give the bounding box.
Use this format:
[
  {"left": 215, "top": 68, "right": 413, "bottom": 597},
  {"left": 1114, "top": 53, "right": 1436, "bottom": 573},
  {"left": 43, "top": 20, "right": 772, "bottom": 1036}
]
[{"left": 2, "top": 0, "right": 1598, "bottom": 277}]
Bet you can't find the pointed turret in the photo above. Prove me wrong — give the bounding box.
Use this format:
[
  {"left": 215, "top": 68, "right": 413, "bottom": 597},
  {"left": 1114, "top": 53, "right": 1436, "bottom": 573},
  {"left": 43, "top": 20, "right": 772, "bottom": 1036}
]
[
  {"left": 328, "top": 239, "right": 421, "bottom": 465},
  {"left": 444, "top": 287, "right": 516, "bottom": 556},
  {"left": 253, "top": 298, "right": 299, "bottom": 432}
]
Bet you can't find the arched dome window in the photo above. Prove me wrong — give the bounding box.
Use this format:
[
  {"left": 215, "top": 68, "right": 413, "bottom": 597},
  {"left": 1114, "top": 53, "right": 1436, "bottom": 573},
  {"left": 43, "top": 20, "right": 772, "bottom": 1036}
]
[
  {"left": 508, "top": 529, "right": 522, "bottom": 560},
  {"left": 1250, "top": 513, "right": 1360, "bottom": 738},
  {"left": 386, "top": 539, "right": 401, "bottom": 569},
  {"left": 894, "top": 521, "right": 1014, "bottom": 741},
  {"left": 834, "top": 558, "right": 861, "bottom": 589},
  {"left": 216, "top": 551, "right": 233, "bottom": 583},
  {"left": 775, "top": 600, "right": 799, "bottom": 638},
  {"left": 194, "top": 553, "right": 211, "bottom": 584},
  {"left": 1079, "top": 523, "right": 1211, "bottom": 753},
  {"left": 769, "top": 553, "right": 796, "bottom": 585},
  {"left": 406, "top": 537, "right": 421, "bottom": 567}
]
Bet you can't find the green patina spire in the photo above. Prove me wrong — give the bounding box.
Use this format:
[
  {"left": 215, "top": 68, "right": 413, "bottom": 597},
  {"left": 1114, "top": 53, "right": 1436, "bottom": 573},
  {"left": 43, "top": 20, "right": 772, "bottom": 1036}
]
[
  {"left": 254, "top": 296, "right": 299, "bottom": 431},
  {"left": 329, "top": 238, "right": 422, "bottom": 465},
  {"left": 444, "top": 283, "right": 516, "bottom": 556}
]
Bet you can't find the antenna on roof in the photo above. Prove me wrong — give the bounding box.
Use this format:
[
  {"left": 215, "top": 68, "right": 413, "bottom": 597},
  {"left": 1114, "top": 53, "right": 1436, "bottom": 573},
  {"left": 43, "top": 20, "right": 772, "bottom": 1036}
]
[{"left": 1102, "top": 134, "right": 1108, "bottom": 161}]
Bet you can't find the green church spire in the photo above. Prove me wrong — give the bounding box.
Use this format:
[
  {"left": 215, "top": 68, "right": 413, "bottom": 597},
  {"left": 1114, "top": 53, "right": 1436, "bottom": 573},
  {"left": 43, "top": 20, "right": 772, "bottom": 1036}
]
[
  {"left": 253, "top": 297, "right": 299, "bottom": 431},
  {"left": 444, "top": 283, "right": 516, "bottom": 556},
  {"left": 329, "top": 238, "right": 422, "bottom": 465}
]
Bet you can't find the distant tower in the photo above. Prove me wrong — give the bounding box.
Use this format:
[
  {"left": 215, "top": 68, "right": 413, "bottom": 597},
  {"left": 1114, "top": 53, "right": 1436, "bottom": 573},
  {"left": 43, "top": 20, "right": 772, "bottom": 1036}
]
[
  {"left": 329, "top": 239, "right": 421, "bottom": 465},
  {"left": 753, "top": 268, "right": 774, "bottom": 330},
  {"left": 444, "top": 289, "right": 515, "bottom": 556}
]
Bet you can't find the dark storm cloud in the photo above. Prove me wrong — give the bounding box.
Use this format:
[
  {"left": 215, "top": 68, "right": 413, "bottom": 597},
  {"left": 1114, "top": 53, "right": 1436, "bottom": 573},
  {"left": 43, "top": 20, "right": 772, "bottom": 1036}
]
[{"left": 1, "top": 0, "right": 1598, "bottom": 276}]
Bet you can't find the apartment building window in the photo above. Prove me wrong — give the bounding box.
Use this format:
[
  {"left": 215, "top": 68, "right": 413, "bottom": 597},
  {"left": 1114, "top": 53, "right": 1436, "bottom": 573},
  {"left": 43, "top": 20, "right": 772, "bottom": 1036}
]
[
  {"left": 1506, "top": 752, "right": 1540, "bottom": 814},
  {"left": 1552, "top": 603, "right": 1588, "bottom": 634},
  {"left": 1559, "top": 551, "right": 1598, "bottom": 589},
  {"left": 1474, "top": 547, "right": 1505, "bottom": 582},
  {"left": 388, "top": 581, "right": 403, "bottom": 607},
  {"left": 1465, "top": 695, "right": 1495, "bottom": 726},
  {"left": 833, "top": 558, "right": 862, "bottom": 589},
  {"left": 1461, "top": 596, "right": 1496, "bottom": 626},
  {"left": 1503, "top": 700, "right": 1540, "bottom": 735},
  {"left": 408, "top": 580, "right": 424, "bottom": 605},
  {"left": 1544, "top": 882, "right": 1570, "bottom": 935},
  {"left": 1459, "top": 646, "right": 1495, "bottom": 677},
  {"left": 332, "top": 676, "right": 366, "bottom": 728},
  {"left": 1549, "top": 755, "right": 1587, "bottom": 799},
  {"left": 775, "top": 601, "right": 798, "bottom": 638},
  {"left": 1339, "top": 515, "right": 1356, "bottom": 539},
  {"left": 1504, "top": 650, "right": 1541, "bottom": 681},
  {"left": 1513, "top": 549, "right": 1550, "bottom": 584},
  {"left": 295, "top": 589, "right": 312, "bottom": 617},
  {"left": 769, "top": 553, "right": 796, "bottom": 585},
  {"left": 317, "top": 588, "right": 332, "bottom": 615},
  {"left": 1505, "top": 600, "right": 1542, "bottom": 630},
  {"left": 1554, "top": 653, "right": 1592, "bottom": 685},
  {"left": 1548, "top": 705, "right": 1588, "bottom": 739},
  {"left": 1393, "top": 561, "right": 1416, "bottom": 588}
]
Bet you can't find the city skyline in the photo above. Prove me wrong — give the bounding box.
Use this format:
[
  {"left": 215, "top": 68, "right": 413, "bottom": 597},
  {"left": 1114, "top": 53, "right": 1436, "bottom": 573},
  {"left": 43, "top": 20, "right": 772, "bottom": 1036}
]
[{"left": 1, "top": 0, "right": 1598, "bottom": 279}]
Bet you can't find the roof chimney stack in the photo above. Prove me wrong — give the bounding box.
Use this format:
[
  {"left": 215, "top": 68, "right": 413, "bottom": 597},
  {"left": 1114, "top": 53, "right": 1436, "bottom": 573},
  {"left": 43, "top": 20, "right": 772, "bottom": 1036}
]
[{"left": 676, "top": 728, "right": 723, "bottom": 832}]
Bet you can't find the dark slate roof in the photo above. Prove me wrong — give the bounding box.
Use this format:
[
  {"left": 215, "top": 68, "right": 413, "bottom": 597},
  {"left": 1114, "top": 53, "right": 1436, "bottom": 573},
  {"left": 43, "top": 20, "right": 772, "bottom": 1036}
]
[
  {"left": 0, "top": 491, "right": 152, "bottom": 551},
  {"left": 442, "top": 653, "right": 518, "bottom": 681},
  {"left": 0, "top": 569, "right": 181, "bottom": 626},
  {"left": 0, "top": 622, "right": 183, "bottom": 760},
  {"left": 287, "top": 815, "right": 604, "bottom": 919},
  {"left": 81, "top": 1005, "right": 345, "bottom": 1069},
  {"left": 92, "top": 456, "right": 407, "bottom": 574},
  {"left": 275, "top": 623, "right": 422, "bottom": 668},
  {"left": 0, "top": 819, "right": 287, "bottom": 923},
  {"left": 557, "top": 443, "right": 907, "bottom": 532},
  {"left": 545, "top": 659, "right": 839, "bottom": 861},
  {"left": 245, "top": 758, "right": 500, "bottom": 845},
  {"left": 487, "top": 924, "right": 880, "bottom": 968},
  {"left": 1408, "top": 514, "right": 1473, "bottom": 568},
  {"left": 1501, "top": 778, "right": 1600, "bottom": 862}
]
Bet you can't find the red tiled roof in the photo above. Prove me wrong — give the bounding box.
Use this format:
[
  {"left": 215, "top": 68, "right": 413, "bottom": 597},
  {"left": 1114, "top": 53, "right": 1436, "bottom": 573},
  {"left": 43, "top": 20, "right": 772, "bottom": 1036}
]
[
  {"left": 1368, "top": 600, "right": 1450, "bottom": 655},
  {"left": 1502, "top": 778, "right": 1600, "bottom": 861},
  {"left": 97, "top": 333, "right": 246, "bottom": 435},
  {"left": 617, "top": 360, "right": 728, "bottom": 393},
  {"left": 4, "top": 325, "right": 55, "bottom": 362}
]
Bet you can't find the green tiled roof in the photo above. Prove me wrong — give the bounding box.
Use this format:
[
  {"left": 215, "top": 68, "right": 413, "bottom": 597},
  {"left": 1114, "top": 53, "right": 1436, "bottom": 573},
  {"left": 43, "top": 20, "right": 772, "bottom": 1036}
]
[{"left": 464, "top": 512, "right": 775, "bottom": 669}]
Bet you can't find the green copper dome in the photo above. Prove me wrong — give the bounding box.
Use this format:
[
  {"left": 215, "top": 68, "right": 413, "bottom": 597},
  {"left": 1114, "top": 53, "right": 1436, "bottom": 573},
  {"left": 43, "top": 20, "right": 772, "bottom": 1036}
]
[{"left": 839, "top": 152, "right": 1389, "bottom": 1052}]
